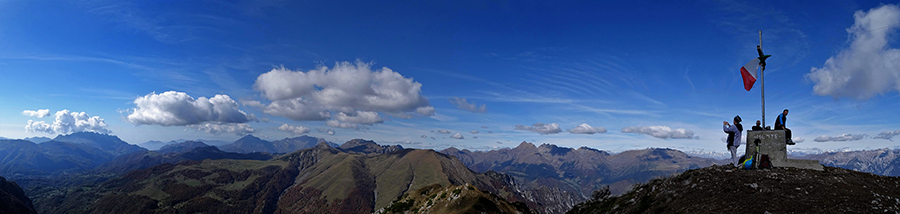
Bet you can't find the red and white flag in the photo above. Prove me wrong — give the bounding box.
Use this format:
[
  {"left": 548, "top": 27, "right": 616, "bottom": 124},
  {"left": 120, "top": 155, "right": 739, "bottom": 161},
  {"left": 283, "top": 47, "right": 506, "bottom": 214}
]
[{"left": 740, "top": 58, "right": 760, "bottom": 91}]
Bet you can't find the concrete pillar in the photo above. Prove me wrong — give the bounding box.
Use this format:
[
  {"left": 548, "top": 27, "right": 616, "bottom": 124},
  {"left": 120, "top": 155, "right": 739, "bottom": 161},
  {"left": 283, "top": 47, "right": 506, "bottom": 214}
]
[{"left": 746, "top": 130, "right": 823, "bottom": 171}]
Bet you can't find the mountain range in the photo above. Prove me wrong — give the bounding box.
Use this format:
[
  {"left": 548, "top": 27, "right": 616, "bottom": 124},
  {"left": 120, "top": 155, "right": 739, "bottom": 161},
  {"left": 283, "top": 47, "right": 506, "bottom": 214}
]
[
  {"left": 795, "top": 148, "right": 900, "bottom": 176},
  {"left": 440, "top": 142, "right": 723, "bottom": 214},
  {"left": 94, "top": 141, "right": 274, "bottom": 174},
  {"left": 0, "top": 132, "right": 146, "bottom": 177},
  {"left": 4, "top": 131, "right": 900, "bottom": 214},
  {"left": 218, "top": 135, "right": 339, "bottom": 154},
  {"left": 37, "top": 141, "right": 533, "bottom": 214}
]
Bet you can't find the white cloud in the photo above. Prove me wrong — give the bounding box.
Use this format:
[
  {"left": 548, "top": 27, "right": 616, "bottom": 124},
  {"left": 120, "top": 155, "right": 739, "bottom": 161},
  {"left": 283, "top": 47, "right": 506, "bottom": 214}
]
[
  {"left": 189, "top": 123, "right": 254, "bottom": 136},
  {"left": 421, "top": 135, "right": 428, "bottom": 138},
  {"left": 126, "top": 91, "right": 255, "bottom": 126},
  {"left": 621, "top": 126, "right": 696, "bottom": 139},
  {"left": 263, "top": 98, "right": 331, "bottom": 121},
  {"left": 278, "top": 124, "right": 310, "bottom": 135},
  {"left": 437, "top": 129, "right": 451, "bottom": 134},
  {"left": 792, "top": 137, "right": 805, "bottom": 143},
  {"left": 25, "top": 120, "right": 51, "bottom": 133},
  {"left": 874, "top": 130, "right": 900, "bottom": 141},
  {"left": 22, "top": 109, "right": 50, "bottom": 118},
  {"left": 326, "top": 120, "right": 361, "bottom": 129},
  {"left": 568, "top": 123, "right": 608, "bottom": 134},
  {"left": 470, "top": 130, "right": 479, "bottom": 134},
  {"left": 25, "top": 110, "right": 111, "bottom": 134},
  {"left": 814, "top": 133, "right": 866, "bottom": 142},
  {"left": 806, "top": 4, "right": 900, "bottom": 99},
  {"left": 448, "top": 97, "right": 486, "bottom": 113},
  {"left": 515, "top": 123, "right": 562, "bottom": 135},
  {"left": 241, "top": 100, "right": 266, "bottom": 108},
  {"left": 451, "top": 133, "right": 464, "bottom": 139},
  {"left": 333, "top": 111, "right": 383, "bottom": 125},
  {"left": 416, "top": 106, "right": 435, "bottom": 116},
  {"left": 253, "top": 61, "right": 433, "bottom": 121}
]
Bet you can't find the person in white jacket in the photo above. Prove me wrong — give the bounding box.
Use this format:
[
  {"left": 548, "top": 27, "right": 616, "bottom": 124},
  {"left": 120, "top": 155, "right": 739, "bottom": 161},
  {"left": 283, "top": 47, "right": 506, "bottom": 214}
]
[{"left": 723, "top": 115, "right": 743, "bottom": 168}]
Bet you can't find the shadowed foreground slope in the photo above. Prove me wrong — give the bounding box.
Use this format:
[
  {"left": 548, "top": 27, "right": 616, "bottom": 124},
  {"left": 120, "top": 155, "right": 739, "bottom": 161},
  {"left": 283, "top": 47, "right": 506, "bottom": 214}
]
[{"left": 568, "top": 165, "right": 900, "bottom": 214}]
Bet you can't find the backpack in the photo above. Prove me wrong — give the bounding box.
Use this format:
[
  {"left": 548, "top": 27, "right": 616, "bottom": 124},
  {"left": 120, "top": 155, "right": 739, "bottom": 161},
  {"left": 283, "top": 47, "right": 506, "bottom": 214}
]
[
  {"left": 759, "top": 155, "right": 772, "bottom": 169},
  {"left": 742, "top": 157, "right": 753, "bottom": 169}
]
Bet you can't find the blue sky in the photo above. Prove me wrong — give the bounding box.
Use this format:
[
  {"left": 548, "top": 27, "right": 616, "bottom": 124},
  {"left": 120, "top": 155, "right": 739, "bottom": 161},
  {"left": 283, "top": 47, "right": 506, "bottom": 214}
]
[{"left": 2, "top": 0, "right": 900, "bottom": 155}]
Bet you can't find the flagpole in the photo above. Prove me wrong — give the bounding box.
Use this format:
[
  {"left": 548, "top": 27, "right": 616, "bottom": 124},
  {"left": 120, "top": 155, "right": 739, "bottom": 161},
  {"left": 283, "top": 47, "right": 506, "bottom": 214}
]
[{"left": 759, "top": 31, "right": 766, "bottom": 128}]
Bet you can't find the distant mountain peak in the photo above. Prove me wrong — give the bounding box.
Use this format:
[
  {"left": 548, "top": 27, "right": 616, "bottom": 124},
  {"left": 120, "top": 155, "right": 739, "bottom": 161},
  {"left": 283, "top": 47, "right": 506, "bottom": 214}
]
[
  {"left": 238, "top": 134, "right": 263, "bottom": 141},
  {"left": 339, "top": 139, "right": 403, "bottom": 154},
  {"left": 515, "top": 141, "right": 536, "bottom": 149}
]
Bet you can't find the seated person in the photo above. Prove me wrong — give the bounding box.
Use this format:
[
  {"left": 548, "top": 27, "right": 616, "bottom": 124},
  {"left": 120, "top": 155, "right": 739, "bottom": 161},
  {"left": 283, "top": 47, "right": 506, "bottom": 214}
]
[{"left": 752, "top": 120, "right": 763, "bottom": 131}]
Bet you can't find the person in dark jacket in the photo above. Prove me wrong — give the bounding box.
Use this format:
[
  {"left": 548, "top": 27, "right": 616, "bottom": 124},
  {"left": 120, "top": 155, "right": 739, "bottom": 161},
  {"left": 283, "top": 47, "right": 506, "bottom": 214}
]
[
  {"left": 774, "top": 109, "right": 795, "bottom": 145},
  {"left": 752, "top": 120, "right": 763, "bottom": 131}
]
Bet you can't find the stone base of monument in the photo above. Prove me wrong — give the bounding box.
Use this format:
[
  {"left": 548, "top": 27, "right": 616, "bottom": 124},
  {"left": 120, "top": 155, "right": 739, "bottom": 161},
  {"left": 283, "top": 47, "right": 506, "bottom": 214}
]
[{"left": 746, "top": 130, "right": 823, "bottom": 171}]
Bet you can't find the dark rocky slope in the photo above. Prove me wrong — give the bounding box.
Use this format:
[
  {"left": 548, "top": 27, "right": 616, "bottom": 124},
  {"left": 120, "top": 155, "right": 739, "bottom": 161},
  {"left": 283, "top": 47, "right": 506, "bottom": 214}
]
[{"left": 568, "top": 165, "right": 900, "bottom": 213}]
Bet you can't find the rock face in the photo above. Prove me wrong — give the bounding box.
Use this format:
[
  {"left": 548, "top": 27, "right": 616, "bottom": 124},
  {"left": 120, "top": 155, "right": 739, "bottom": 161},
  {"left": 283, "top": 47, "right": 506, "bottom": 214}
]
[
  {"left": 441, "top": 142, "right": 721, "bottom": 214},
  {"left": 0, "top": 176, "right": 37, "bottom": 214},
  {"left": 568, "top": 165, "right": 900, "bottom": 214}
]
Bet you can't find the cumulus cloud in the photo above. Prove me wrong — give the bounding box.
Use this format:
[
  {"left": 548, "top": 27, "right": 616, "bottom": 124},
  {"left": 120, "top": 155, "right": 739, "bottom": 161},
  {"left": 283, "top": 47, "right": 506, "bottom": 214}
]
[
  {"left": 333, "top": 111, "right": 383, "bottom": 125},
  {"left": 25, "top": 110, "right": 111, "bottom": 134},
  {"left": 326, "top": 120, "right": 367, "bottom": 130},
  {"left": 22, "top": 109, "right": 50, "bottom": 118},
  {"left": 568, "top": 123, "right": 608, "bottom": 134},
  {"left": 806, "top": 5, "right": 900, "bottom": 99},
  {"left": 793, "top": 137, "right": 806, "bottom": 143},
  {"left": 263, "top": 99, "right": 331, "bottom": 121},
  {"left": 416, "top": 106, "right": 435, "bottom": 116},
  {"left": 24, "top": 120, "right": 52, "bottom": 133},
  {"left": 126, "top": 91, "right": 255, "bottom": 126},
  {"left": 451, "top": 133, "right": 464, "bottom": 139},
  {"left": 873, "top": 130, "right": 900, "bottom": 141},
  {"left": 515, "top": 123, "right": 562, "bottom": 135},
  {"left": 189, "top": 123, "right": 254, "bottom": 136},
  {"left": 621, "top": 126, "right": 696, "bottom": 139},
  {"left": 278, "top": 124, "right": 310, "bottom": 135},
  {"left": 253, "top": 61, "right": 433, "bottom": 121},
  {"left": 436, "top": 129, "right": 451, "bottom": 134},
  {"left": 448, "top": 97, "right": 486, "bottom": 113},
  {"left": 814, "top": 134, "right": 866, "bottom": 142},
  {"left": 470, "top": 130, "right": 479, "bottom": 134},
  {"left": 241, "top": 100, "right": 266, "bottom": 109}
]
